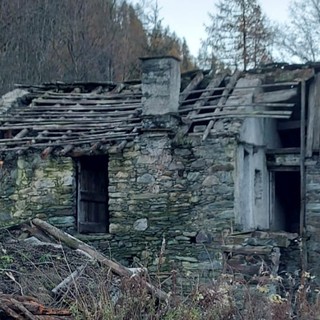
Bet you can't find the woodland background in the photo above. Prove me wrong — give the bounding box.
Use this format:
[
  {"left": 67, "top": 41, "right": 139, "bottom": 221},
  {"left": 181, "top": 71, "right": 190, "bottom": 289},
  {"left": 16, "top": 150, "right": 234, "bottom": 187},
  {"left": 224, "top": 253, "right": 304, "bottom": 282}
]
[{"left": 0, "top": 0, "right": 318, "bottom": 94}]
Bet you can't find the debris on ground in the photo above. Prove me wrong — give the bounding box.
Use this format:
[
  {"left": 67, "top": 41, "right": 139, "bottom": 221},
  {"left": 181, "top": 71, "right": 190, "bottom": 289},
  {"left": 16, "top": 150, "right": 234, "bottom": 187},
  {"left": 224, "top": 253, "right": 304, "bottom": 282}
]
[{"left": 0, "top": 218, "right": 168, "bottom": 319}]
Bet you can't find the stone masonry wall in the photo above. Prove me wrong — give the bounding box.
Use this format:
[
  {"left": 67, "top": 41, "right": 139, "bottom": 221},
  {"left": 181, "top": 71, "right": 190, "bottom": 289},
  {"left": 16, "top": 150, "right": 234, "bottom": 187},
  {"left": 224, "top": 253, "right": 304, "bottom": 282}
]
[
  {"left": 106, "top": 131, "right": 237, "bottom": 280},
  {"left": 0, "top": 153, "right": 75, "bottom": 228},
  {"left": 0, "top": 130, "right": 238, "bottom": 283},
  {"left": 306, "top": 157, "right": 320, "bottom": 279}
]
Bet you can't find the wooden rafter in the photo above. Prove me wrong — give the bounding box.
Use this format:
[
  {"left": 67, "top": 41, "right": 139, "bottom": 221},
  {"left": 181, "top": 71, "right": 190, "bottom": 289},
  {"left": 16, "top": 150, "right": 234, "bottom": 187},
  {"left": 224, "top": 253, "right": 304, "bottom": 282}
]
[
  {"left": 0, "top": 67, "right": 305, "bottom": 153},
  {"left": 202, "top": 70, "right": 242, "bottom": 141},
  {"left": 179, "top": 71, "right": 204, "bottom": 102}
]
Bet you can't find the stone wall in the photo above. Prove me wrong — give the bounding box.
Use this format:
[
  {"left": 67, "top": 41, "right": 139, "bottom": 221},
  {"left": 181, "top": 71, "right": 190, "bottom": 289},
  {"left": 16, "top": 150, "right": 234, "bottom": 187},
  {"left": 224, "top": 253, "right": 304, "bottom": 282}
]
[
  {"left": 105, "top": 130, "right": 237, "bottom": 280},
  {"left": 1, "top": 130, "right": 312, "bottom": 283},
  {"left": 0, "top": 153, "right": 75, "bottom": 228},
  {"left": 0, "top": 127, "right": 239, "bottom": 282},
  {"left": 306, "top": 157, "right": 320, "bottom": 278}
]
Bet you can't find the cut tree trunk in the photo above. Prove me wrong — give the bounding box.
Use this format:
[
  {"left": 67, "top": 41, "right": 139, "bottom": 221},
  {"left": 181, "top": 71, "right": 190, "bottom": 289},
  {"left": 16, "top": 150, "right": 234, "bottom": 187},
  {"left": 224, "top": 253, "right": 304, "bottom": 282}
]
[{"left": 32, "top": 218, "right": 168, "bottom": 302}]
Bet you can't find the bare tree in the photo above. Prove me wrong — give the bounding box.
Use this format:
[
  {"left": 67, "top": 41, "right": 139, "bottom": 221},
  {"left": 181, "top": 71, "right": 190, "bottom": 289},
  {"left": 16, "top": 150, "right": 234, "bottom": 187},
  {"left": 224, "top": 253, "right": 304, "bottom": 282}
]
[
  {"left": 275, "top": 0, "right": 320, "bottom": 62},
  {"left": 201, "top": 0, "right": 273, "bottom": 71}
]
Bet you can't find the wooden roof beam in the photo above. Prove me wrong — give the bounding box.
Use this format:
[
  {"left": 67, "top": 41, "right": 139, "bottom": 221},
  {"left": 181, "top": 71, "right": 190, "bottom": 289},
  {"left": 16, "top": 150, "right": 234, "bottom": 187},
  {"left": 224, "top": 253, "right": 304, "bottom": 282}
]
[
  {"left": 41, "top": 146, "right": 54, "bottom": 159},
  {"left": 202, "top": 70, "right": 242, "bottom": 141},
  {"left": 108, "top": 140, "right": 127, "bottom": 154},
  {"left": 59, "top": 144, "right": 74, "bottom": 156},
  {"left": 180, "top": 71, "right": 204, "bottom": 103},
  {"left": 13, "top": 128, "right": 29, "bottom": 140}
]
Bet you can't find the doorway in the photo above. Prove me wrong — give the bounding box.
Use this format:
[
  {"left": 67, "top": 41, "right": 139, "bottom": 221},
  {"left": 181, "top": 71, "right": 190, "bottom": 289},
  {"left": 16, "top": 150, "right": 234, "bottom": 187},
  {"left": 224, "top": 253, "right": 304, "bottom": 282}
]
[
  {"left": 270, "top": 170, "right": 300, "bottom": 233},
  {"left": 76, "top": 155, "right": 109, "bottom": 233}
]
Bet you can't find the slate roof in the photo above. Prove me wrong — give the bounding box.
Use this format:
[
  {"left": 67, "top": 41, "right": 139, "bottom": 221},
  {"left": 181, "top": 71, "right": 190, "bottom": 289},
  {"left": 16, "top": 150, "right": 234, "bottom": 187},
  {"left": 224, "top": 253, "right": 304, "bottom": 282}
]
[{"left": 0, "top": 65, "right": 313, "bottom": 156}]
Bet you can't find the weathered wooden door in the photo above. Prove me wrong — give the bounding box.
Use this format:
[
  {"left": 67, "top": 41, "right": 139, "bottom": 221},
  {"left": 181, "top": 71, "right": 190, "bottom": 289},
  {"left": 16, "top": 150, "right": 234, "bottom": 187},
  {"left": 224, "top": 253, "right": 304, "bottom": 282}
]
[{"left": 77, "top": 156, "right": 108, "bottom": 233}]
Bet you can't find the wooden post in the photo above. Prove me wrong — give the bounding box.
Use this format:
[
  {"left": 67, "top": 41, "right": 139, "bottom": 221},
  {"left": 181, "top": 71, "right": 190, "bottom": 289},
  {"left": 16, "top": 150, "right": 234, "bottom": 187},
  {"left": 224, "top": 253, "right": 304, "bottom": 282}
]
[
  {"left": 306, "top": 76, "right": 316, "bottom": 157},
  {"left": 300, "top": 80, "right": 306, "bottom": 237},
  {"left": 300, "top": 80, "right": 307, "bottom": 272}
]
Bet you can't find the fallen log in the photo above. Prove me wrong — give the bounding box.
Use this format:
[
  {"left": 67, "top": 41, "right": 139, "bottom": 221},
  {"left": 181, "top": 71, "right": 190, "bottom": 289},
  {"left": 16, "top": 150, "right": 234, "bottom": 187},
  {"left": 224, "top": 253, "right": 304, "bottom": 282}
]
[
  {"left": 0, "top": 294, "right": 72, "bottom": 319},
  {"left": 52, "top": 264, "right": 86, "bottom": 295},
  {"left": 32, "top": 218, "right": 168, "bottom": 302},
  {"left": 0, "top": 302, "right": 24, "bottom": 320},
  {"left": 8, "top": 298, "right": 37, "bottom": 320}
]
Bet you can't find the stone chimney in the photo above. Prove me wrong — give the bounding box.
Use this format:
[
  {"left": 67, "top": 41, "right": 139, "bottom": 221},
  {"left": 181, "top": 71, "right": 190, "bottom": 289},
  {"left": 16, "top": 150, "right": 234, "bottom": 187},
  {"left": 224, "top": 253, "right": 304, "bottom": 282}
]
[{"left": 140, "top": 56, "right": 180, "bottom": 129}]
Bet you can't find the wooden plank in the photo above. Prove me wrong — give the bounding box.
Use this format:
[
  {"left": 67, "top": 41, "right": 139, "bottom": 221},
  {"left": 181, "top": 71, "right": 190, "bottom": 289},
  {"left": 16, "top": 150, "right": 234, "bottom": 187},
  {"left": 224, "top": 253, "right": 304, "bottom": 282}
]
[
  {"left": 221, "top": 245, "right": 272, "bottom": 255},
  {"left": 300, "top": 80, "right": 308, "bottom": 274},
  {"left": 0, "top": 134, "right": 136, "bottom": 151},
  {"left": 181, "top": 102, "right": 294, "bottom": 114},
  {"left": 186, "top": 73, "right": 228, "bottom": 113},
  {"left": 178, "top": 81, "right": 299, "bottom": 96},
  {"left": 1, "top": 109, "right": 141, "bottom": 118},
  {"left": 76, "top": 161, "right": 82, "bottom": 233},
  {"left": 0, "top": 121, "right": 141, "bottom": 131},
  {"left": 196, "top": 73, "right": 228, "bottom": 107},
  {"left": 44, "top": 92, "right": 142, "bottom": 99},
  {"left": 52, "top": 265, "right": 86, "bottom": 295},
  {"left": 59, "top": 144, "right": 73, "bottom": 155},
  {"left": 181, "top": 73, "right": 227, "bottom": 135},
  {"left": 22, "top": 104, "right": 142, "bottom": 111},
  {"left": 108, "top": 140, "right": 127, "bottom": 153},
  {"left": 267, "top": 165, "right": 300, "bottom": 171},
  {"left": 266, "top": 147, "right": 301, "bottom": 154},
  {"left": 0, "top": 127, "right": 139, "bottom": 144},
  {"left": 0, "top": 135, "right": 135, "bottom": 150},
  {"left": 278, "top": 120, "right": 301, "bottom": 131},
  {"left": 33, "top": 98, "right": 141, "bottom": 105},
  {"left": 190, "top": 110, "right": 292, "bottom": 120},
  {"left": 80, "top": 191, "right": 106, "bottom": 203},
  {"left": 0, "top": 111, "right": 139, "bottom": 122},
  {"left": 254, "top": 88, "right": 297, "bottom": 103},
  {"left": 189, "top": 113, "right": 290, "bottom": 123},
  {"left": 202, "top": 70, "right": 242, "bottom": 140},
  {"left": 111, "top": 83, "right": 125, "bottom": 94},
  {"left": 180, "top": 71, "right": 204, "bottom": 102},
  {"left": 312, "top": 74, "right": 320, "bottom": 152},
  {"left": 13, "top": 128, "right": 29, "bottom": 139},
  {"left": 77, "top": 156, "right": 108, "bottom": 234},
  {"left": 188, "top": 106, "right": 293, "bottom": 119},
  {"left": 41, "top": 146, "right": 54, "bottom": 159},
  {"left": 300, "top": 80, "right": 306, "bottom": 238},
  {"left": 306, "top": 75, "right": 317, "bottom": 156}
]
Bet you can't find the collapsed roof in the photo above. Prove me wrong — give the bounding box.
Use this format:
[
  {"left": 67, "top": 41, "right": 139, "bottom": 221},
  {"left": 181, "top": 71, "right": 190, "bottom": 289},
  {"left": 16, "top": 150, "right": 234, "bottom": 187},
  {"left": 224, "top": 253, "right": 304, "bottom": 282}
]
[{"left": 0, "top": 61, "right": 314, "bottom": 157}]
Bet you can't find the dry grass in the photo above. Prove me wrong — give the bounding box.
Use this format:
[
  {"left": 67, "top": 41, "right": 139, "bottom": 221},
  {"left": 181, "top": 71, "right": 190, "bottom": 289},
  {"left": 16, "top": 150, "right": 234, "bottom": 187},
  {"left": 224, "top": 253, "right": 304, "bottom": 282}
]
[
  {"left": 1, "top": 231, "right": 320, "bottom": 319},
  {"left": 66, "top": 268, "right": 320, "bottom": 320}
]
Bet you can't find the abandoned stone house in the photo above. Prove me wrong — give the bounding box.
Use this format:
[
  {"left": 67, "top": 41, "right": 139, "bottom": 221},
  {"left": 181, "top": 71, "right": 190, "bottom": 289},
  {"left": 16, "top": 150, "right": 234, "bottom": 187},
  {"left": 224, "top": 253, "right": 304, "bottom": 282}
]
[{"left": 0, "top": 56, "right": 320, "bottom": 281}]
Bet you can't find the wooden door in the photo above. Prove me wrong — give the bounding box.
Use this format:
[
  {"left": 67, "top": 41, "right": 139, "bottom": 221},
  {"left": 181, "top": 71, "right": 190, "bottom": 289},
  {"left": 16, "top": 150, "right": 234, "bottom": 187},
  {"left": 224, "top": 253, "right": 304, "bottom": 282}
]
[{"left": 77, "top": 156, "right": 108, "bottom": 233}]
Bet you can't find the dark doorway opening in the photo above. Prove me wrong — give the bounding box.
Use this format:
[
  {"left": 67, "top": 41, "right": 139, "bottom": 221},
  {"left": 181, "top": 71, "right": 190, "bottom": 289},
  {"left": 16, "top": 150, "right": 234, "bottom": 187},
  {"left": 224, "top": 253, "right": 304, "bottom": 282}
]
[
  {"left": 278, "top": 128, "right": 300, "bottom": 148},
  {"left": 76, "top": 155, "right": 109, "bottom": 233},
  {"left": 272, "top": 171, "right": 300, "bottom": 233}
]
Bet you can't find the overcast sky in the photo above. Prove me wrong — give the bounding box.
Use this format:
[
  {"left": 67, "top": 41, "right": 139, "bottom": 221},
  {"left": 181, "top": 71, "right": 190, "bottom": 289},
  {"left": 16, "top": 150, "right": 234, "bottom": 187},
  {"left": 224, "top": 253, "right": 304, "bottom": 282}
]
[{"left": 129, "top": 0, "right": 291, "bottom": 56}]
